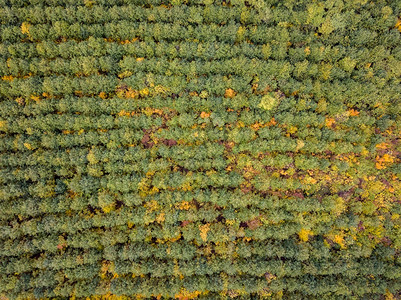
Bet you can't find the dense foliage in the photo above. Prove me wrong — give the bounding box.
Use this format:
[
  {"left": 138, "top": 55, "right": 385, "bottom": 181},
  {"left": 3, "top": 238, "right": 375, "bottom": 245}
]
[{"left": 1, "top": 0, "right": 401, "bottom": 299}]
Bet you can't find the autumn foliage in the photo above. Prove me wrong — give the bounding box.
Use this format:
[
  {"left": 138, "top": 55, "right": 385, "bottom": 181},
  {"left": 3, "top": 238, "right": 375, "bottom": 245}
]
[{"left": 0, "top": 0, "right": 401, "bottom": 299}]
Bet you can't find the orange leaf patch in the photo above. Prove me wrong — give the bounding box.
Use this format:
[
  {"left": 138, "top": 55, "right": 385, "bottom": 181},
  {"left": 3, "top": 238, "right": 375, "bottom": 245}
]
[
  {"left": 200, "top": 111, "right": 210, "bottom": 118},
  {"left": 224, "top": 88, "right": 236, "bottom": 98},
  {"left": 348, "top": 109, "right": 359, "bottom": 116},
  {"left": 325, "top": 117, "right": 335, "bottom": 128}
]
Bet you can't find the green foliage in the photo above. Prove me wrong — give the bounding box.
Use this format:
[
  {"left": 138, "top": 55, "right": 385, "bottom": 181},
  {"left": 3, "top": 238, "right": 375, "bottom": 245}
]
[{"left": 0, "top": 0, "right": 400, "bottom": 299}]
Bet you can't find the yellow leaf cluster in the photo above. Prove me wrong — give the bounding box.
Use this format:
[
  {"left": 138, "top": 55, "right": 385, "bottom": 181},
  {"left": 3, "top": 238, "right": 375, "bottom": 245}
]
[
  {"left": 23, "top": 143, "right": 33, "bottom": 150},
  {"left": 99, "top": 92, "right": 107, "bottom": 99},
  {"left": 264, "top": 272, "right": 277, "bottom": 282},
  {"left": 139, "top": 88, "right": 149, "bottom": 97},
  {"left": 236, "top": 121, "right": 245, "bottom": 128},
  {"left": 142, "top": 107, "right": 163, "bottom": 116},
  {"left": 376, "top": 154, "right": 395, "bottom": 169},
  {"left": 21, "top": 22, "right": 31, "bottom": 35},
  {"left": 395, "top": 18, "right": 401, "bottom": 32},
  {"left": 176, "top": 201, "right": 191, "bottom": 210},
  {"left": 298, "top": 228, "right": 313, "bottom": 242},
  {"left": 87, "top": 149, "right": 98, "bottom": 164},
  {"left": 287, "top": 125, "right": 297, "bottom": 134},
  {"left": 174, "top": 288, "right": 202, "bottom": 300},
  {"left": 102, "top": 204, "right": 114, "bottom": 214},
  {"left": 325, "top": 231, "right": 347, "bottom": 249},
  {"left": 138, "top": 172, "right": 159, "bottom": 196},
  {"left": 83, "top": 0, "right": 95, "bottom": 7},
  {"left": 87, "top": 293, "right": 130, "bottom": 300},
  {"left": 119, "top": 38, "right": 139, "bottom": 45},
  {"left": 180, "top": 181, "right": 193, "bottom": 191},
  {"left": 348, "top": 109, "right": 359, "bottom": 116},
  {"left": 199, "top": 224, "right": 210, "bottom": 242},
  {"left": 325, "top": 117, "right": 335, "bottom": 128},
  {"left": 156, "top": 212, "right": 165, "bottom": 223},
  {"left": 117, "top": 110, "right": 133, "bottom": 117},
  {"left": 302, "top": 175, "right": 317, "bottom": 185},
  {"left": 126, "top": 88, "right": 140, "bottom": 98},
  {"left": 144, "top": 199, "right": 159, "bottom": 212},
  {"left": 30, "top": 95, "right": 40, "bottom": 102},
  {"left": 2, "top": 75, "right": 14, "bottom": 81},
  {"left": 333, "top": 196, "right": 347, "bottom": 216},
  {"left": 295, "top": 139, "right": 305, "bottom": 151},
  {"left": 169, "top": 233, "right": 181, "bottom": 243},
  {"left": 154, "top": 85, "right": 170, "bottom": 95},
  {"left": 258, "top": 94, "right": 278, "bottom": 111},
  {"left": 376, "top": 142, "right": 389, "bottom": 150},
  {"left": 100, "top": 260, "right": 110, "bottom": 279},
  {"left": 236, "top": 26, "right": 246, "bottom": 42},
  {"left": 15, "top": 97, "right": 25, "bottom": 105},
  {"left": 333, "top": 234, "right": 346, "bottom": 249},
  {"left": 225, "top": 219, "right": 236, "bottom": 226},
  {"left": 385, "top": 290, "right": 396, "bottom": 300},
  {"left": 359, "top": 147, "right": 369, "bottom": 157},
  {"left": 118, "top": 71, "right": 133, "bottom": 78},
  {"left": 0, "top": 120, "right": 7, "bottom": 131}
]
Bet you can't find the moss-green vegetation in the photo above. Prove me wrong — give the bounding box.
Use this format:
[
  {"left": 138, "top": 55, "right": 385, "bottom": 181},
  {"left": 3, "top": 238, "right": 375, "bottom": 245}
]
[{"left": 0, "top": 0, "right": 401, "bottom": 299}]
